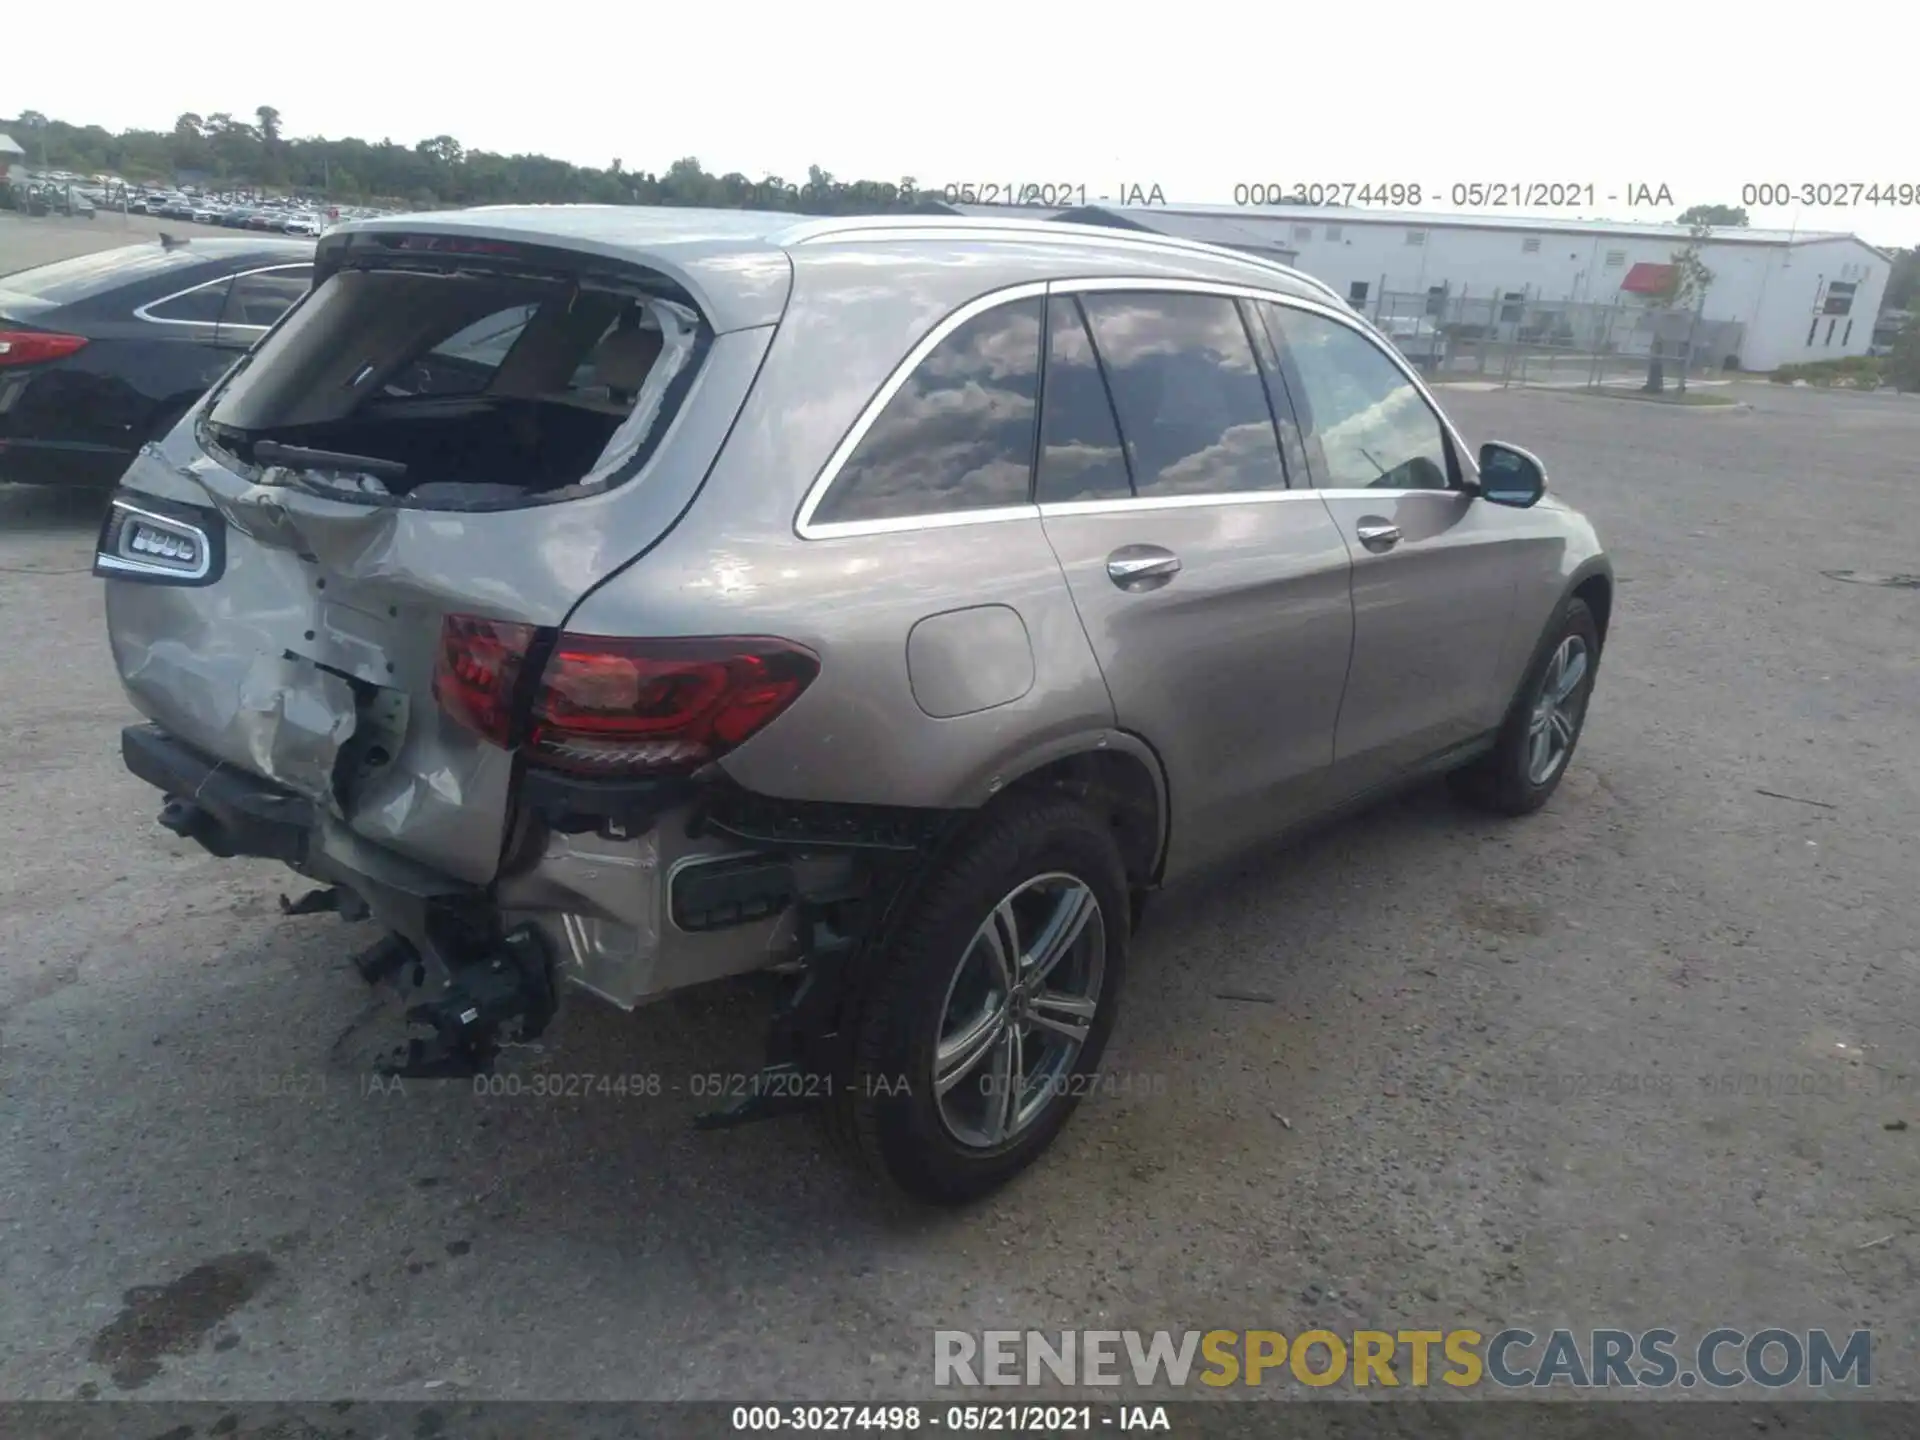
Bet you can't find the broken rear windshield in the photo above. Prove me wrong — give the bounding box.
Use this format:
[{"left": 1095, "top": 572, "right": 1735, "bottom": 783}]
[{"left": 202, "top": 262, "right": 705, "bottom": 508}]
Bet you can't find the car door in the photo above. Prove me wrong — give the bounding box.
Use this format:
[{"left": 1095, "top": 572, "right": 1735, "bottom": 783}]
[
  {"left": 1036, "top": 283, "right": 1356, "bottom": 879},
  {"left": 1256, "top": 300, "right": 1523, "bottom": 789},
  {"left": 71, "top": 270, "right": 241, "bottom": 448}
]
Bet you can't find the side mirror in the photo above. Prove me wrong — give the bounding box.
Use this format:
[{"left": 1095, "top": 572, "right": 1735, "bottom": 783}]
[{"left": 1476, "top": 441, "right": 1548, "bottom": 508}]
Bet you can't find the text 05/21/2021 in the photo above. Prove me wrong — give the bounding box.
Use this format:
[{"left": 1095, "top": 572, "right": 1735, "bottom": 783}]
[
  {"left": 940, "top": 182, "right": 1167, "bottom": 207},
  {"left": 1230, "top": 181, "right": 1680, "bottom": 209},
  {"left": 729, "top": 1405, "right": 1173, "bottom": 1432}
]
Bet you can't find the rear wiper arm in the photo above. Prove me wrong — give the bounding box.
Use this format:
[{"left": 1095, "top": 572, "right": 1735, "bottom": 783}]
[{"left": 252, "top": 441, "right": 409, "bottom": 481}]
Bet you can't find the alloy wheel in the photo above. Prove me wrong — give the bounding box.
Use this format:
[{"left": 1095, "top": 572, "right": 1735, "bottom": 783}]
[
  {"left": 1526, "top": 634, "right": 1591, "bottom": 786},
  {"left": 932, "top": 873, "right": 1106, "bottom": 1149}
]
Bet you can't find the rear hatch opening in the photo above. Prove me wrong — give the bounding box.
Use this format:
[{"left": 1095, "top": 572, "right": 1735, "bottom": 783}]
[{"left": 197, "top": 233, "right": 709, "bottom": 510}]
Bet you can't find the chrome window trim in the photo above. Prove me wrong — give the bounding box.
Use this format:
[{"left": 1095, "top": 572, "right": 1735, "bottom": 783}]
[
  {"left": 794, "top": 275, "right": 1475, "bottom": 541},
  {"left": 212, "top": 263, "right": 318, "bottom": 337},
  {"left": 1038, "top": 486, "right": 1462, "bottom": 520},
  {"left": 1312, "top": 487, "right": 1471, "bottom": 502},
  {"left": 133, "top": 262, "right": 313, "bottom": 332},
  {"left": 803, "top": 505, "right": 1042, "bottom": 541},
  {"left": 794, "top": 280, "right": 1050, "bottom": 540},
  {"left": 1040, "top": 490, "right": 1317, "bottom": 517},
  {"left": 132, "top": 275, "right": 232, "bottom": 328}
]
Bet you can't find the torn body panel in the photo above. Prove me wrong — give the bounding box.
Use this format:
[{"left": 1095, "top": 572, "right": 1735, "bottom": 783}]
[
  {"left": 116, "top": 642, "right": 356, "bottom": 811},
  {"left": 105, "top": 468, "right": 518, "bottom": 883},
  {"left": 492, "top": 812, "right": 858, "bottom": 1009},
  {"left": 101, "top": 308, "right": 774, "bottom": 888}
]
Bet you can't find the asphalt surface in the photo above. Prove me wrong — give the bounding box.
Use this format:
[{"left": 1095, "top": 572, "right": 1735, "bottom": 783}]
[{"left": 1, "top": 280, "right": 1917, "bottom": 1403}]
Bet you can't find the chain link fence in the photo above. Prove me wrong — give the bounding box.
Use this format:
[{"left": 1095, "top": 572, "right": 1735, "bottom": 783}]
[{"left": 1364, "top": 285, "right": 1744, "bottom": 391}]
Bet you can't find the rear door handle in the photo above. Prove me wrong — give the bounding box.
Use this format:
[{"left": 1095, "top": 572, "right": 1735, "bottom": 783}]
[
  {"left": 1355, "top": 523, "right": 1401, "bottom": 552},
  {"left": 1106, "top": 545, "right": 1181, "bottom": 590}
]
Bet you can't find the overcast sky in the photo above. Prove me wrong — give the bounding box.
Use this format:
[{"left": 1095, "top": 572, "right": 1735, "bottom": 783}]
[{"left": 11, "top": 0, "right": 1918, "bottom": 247}]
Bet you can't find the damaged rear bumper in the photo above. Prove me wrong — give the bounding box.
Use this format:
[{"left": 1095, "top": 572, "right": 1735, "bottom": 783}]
[
  {"left": 118, "top": 722, "right": 819, "bottom": 1013},
  {"left": 123, "top": 723, "right": 314, "bottom": 866},
  {"left": 121, "top": 721, "right": 483, "bottom": 956}
]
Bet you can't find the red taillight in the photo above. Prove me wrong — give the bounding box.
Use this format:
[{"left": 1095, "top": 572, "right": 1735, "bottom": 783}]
[
  {"left": 432, "top": 614, "right": 535, "bottom": 747},
  {"left": 532, "top": 634, "right": 820, "bottom": 776},
  {"left": 0, "top": 331, "right": 88, "bottom": 367},
  {"left": 433, "top": 617, "right": 819, "bottom": 777}
]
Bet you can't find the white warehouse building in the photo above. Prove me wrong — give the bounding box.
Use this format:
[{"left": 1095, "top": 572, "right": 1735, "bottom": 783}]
[{"left": 961, "top": 202, "right": 1889, "bottom": 373}]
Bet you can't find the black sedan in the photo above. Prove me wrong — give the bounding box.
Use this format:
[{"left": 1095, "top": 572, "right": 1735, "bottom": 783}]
[{"left": 0, "top": 236, "right": 315, "bottom": 488}]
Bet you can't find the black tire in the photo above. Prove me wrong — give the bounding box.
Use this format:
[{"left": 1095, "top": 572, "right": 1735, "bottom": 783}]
[
  {"left": 835, "top": 794, "right": 1129, "bottom": 1205},
  {"left": 1129, "top": 886, "right": 1152, "bottom": 934},
  {"left": 1449, "top": 597, "right": 1600, "bottom": 816}
]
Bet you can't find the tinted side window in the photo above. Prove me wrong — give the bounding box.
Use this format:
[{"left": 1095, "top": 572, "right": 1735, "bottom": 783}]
[
  {"left": 1079, "top": 292, "right": 1287, "bottom": 497},
  {"left": 145, "top": 278, "right": 232, "bottom": 324},
  {"left": 1036, "top": 296, "right": 1132, "bottom": 505},
  {"left": 220, "top": 266, "right": 313, "bottom": 329},
  {"left": 814, "top": 297, "right": 1042, "bottom": 525},
  {"left": 1264, "top": 306, "right": 1452, "bottom": 491}
]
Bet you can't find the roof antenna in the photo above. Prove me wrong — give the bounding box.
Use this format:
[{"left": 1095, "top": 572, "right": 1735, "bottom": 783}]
[{"left": 158, "top": 231, "right": 187, "bottom": 250}]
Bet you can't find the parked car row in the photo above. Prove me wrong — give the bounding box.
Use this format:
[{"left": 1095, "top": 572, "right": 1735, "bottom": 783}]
[
  {"left": 129, "top": 192, "right": 330, "bottom": 235},
  {"left": 12, "top": 183, "right": 98, "bottom": 219},
  {"left": 5, "top": 170, "right": 392, "bottom": 234},
  {"left": 0, "top": 235, "right": 316, "bottom": 487}
]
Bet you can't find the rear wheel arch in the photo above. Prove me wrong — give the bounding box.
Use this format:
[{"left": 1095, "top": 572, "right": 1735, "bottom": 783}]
[
  {"left": 998, "top": 739, "right": 1167, "bottom": 889},
  {"left": 833, "top": 788, "right": 1133, "bottom": 1202}
]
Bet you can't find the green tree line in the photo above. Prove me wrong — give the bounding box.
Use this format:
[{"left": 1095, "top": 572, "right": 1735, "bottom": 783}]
[
  {"left": 8, "top": 108, "right": 1916, "bottom": 318},
  {"left": 3, "top": 106, "right": 933, "bottom": 213}
]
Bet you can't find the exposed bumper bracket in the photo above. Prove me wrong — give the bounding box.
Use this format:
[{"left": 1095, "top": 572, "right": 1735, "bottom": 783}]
[
  {"left": 280, "top": 885, "right": 369, "bottom": 921},
  {"left": 125, "top": 723, "right": 313, "bottom": 867},
  {"left": 378, "top": 924, "right": 557, "bottom": 1081},
  {"left": 352, "top": 931, "right": 420, "bottom": 987},
  {"left": 694, "top": 908, "right": 859, "bottom": 1130}
]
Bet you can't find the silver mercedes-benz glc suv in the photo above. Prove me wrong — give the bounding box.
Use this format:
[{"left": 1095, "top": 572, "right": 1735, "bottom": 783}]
[{"left": 96, "top": 207, "right": 1611, "bottom": 1202}]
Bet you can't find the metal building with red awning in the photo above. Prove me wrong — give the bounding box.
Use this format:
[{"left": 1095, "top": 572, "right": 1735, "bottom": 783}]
[{"left": 1619, "top": 261, "right": 1678, "bottom": 295}]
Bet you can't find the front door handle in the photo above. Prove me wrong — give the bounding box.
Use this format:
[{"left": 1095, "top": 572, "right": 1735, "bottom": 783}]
[
  {"left": 1355, "top": 522, "right": 1401, "bottom": 553},
  {"left": 1107, "top": 545, "right": 1182, "bottom": 591}
]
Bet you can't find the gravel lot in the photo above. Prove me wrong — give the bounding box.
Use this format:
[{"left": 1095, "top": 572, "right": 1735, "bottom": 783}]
[{"left": 1, "top": 237, "right": 1916, "bottom": 1405}]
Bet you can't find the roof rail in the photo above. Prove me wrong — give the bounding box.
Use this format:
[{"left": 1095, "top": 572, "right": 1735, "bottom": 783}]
[{"left": 779, "top": 214, "right": 1343, "bottom": 304}]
